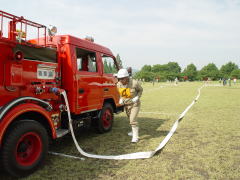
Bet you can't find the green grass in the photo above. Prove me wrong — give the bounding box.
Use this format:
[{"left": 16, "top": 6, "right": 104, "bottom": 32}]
[{"left": 1, "top": 82, "right": 240, "bottom": 179}]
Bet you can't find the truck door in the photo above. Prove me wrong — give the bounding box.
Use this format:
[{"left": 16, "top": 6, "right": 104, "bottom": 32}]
[
  {"left": 101, "top": 54, "right": 119, "bottom": 100},
  {"left": 75, "top": 47, "right": 102, "bottom": 113}
]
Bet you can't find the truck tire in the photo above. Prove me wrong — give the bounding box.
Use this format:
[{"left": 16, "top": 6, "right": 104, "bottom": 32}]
[
  {"left": 1, "top": 120, "right": 49, "bottom": 177},
  {"left": 97, "top": 103, "right": 114, "bottom": 133}
]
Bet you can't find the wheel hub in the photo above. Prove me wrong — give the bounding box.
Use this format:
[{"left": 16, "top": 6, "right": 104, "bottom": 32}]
[
  {"left": 102, "top": 109, "right": 112, "bottom": 128},
  {"left": 15, "top": 132, "right": 42, "bottom": 166}
]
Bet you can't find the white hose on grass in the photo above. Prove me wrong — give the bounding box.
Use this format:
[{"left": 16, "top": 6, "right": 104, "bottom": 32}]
[{"left": 56, "top": 84, "right": 205, "bottom": 160}]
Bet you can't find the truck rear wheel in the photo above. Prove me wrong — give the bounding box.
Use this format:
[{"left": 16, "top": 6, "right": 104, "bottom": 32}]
[
  {"left": 97, "top": 103, "right": 114, "bottom": 133},
  {"left": 1, "top": 120, "right": 48, "bottom": 177}
]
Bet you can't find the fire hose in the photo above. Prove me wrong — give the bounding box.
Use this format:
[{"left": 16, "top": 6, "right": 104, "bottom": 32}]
[{"left": 56, "top": 84, "right": 205, "bottom": 160}]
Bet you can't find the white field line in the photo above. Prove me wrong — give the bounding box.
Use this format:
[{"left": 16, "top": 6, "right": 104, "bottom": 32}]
[
  {"left": 49, "top": 151, "right": 85, "bottom": 160},
  {"left": 204, "top": 84, "right": 223, "bottom": 87}
]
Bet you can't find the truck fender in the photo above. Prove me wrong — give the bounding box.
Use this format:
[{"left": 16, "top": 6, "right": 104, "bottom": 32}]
[
  {"left": 0, "top": 96, "right": 52, "bottom": 121},
  {"left": 0, "top": 103, "right": 56, "bottom": 146}
]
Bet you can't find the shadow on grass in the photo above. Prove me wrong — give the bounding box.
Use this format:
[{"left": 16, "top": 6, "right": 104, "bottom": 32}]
[
  {"left": 138, "top": 117, "right": 170, "bottom": 140},
  {"left": 49, "top": 116, "right": 169, "bottom": 152},
  {"left": 0, "top": 116, "right": 170, "bottom": 179}
]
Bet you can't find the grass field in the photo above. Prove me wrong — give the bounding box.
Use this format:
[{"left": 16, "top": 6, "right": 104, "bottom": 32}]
[{"left": 1, "top": 82, "right": 240, "bottom": 180}]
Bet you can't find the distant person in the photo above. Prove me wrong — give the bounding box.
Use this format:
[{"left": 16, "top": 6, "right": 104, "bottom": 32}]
[
  {"left": 207, "top": 77, "right": 212, "bottom": 84},
  {"left": 233, "top": 78, "right": 237, "bottom": 85},
  {"left": 228, "top": 78, "right": 231, "bottom": 86},
  {"left": 152, "top": 79, "right": 155, "bottom": 86},
  {"left": 219, "top": 78, "right": 222, "bottom": 84},
  {"left": 117, "top": 69, "right": 143, "bottom": 143},
  {"left": 174, "top": 77, "right": 178, "bottom": 86},
  {"left": 223, "top": 78, "right": 227, "bottom": 86}
]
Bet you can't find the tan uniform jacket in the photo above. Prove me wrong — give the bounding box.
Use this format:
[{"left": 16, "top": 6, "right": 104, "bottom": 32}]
[{"left": 117, "top": 79, "right": 143, "bottom": 106}]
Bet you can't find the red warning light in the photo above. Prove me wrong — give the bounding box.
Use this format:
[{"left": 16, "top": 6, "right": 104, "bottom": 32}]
[{"left": 14, "top": 51, "right": 23, "bottom": 60}]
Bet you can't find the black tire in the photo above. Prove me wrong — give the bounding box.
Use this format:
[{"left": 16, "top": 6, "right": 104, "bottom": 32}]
[
  {"left": 97, "top": 103, "right": 114, "bottom": 133},
  {"left": 1, "top": 120, "right": 49, "bottom": 177}
]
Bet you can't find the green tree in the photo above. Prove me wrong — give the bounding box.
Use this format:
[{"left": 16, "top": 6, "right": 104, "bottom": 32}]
[
  {"left": 199, "top": 63, "right": 219, "bottom": 80},
  {"left": 166, "top": 72, "right": 179, "bottom": 81},
  {"left": 134, "top": 71, "right": 155, "bottom": 82},
  {"left": 183, "top": 63, "right": 198, "bottom": 81},
  {"left": 103, "top": 60, "right": 109, "bottom": 73},
  {"left": 152, "top": 64, "right": 169, "bottom": 72},
  {"left": 116, "top": 54, "right": 123, "bottom": 69},
  {"left": 167, "top": 62, "right": 181, "bottom": 73},
  {"left": 155, "top": 72, "right": 167, "bottom": 81},
  {"left": 141, "top": 65, "right": 152, "bottom": 72},
  {"left": 108, "top": 62, "right": 113, "bottom": 73},
  {"left": 230, "top": 69, "right": 240, "bottom": 79},
  {"left": 220, "top": 62, "right": 238, "bottom": 78}
]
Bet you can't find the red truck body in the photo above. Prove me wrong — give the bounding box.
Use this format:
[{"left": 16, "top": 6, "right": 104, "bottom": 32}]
[{"left": 0, "top": 10, "right": 122, "bottom": 177}]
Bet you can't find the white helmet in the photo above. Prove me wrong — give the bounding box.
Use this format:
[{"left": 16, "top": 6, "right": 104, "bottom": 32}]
[{"left": 117, "top": 68, "right": 129, "bottom": 78}]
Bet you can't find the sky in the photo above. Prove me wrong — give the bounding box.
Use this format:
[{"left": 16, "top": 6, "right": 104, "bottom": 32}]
[{"left": 1, "top": 0, "right": 240, "bottom": 70}]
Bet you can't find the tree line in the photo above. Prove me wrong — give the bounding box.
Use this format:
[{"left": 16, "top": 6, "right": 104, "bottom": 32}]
[{"left": 134, "top": 61, "right": 240, "bottom": 82}]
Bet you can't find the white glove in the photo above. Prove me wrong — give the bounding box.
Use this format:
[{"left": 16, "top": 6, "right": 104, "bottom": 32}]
[
  {"left": 119, "top": 98, "right": 124, "bottom": 105},
  {"left": 132, "top": 96, "right": 139, "bottom": 103}
]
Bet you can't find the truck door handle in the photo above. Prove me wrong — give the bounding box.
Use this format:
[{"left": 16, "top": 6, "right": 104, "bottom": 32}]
[
  {"left": 79, "top": 88, "right": 85, "bottom": 94},
  {"left": 104, "top": 88, "right": 109, "bottom": 92}
]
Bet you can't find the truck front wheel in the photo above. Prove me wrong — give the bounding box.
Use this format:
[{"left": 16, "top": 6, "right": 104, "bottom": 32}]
[
  {"left": 1, "top": 120, "right": 49, "bottom": 177},
  {"left": 97, "top": 103, "right": 114, "bottom": 133}
]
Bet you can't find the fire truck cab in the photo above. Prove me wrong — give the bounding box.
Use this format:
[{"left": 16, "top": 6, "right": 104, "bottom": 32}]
[{"left": 0, "top": 10, "right": 123, "bottom": 177}]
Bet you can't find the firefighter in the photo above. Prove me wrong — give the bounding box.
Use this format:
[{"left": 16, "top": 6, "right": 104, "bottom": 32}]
[
  {"left": 127, "top": 67, "right": 132, "bottom": 77},
  {"left": 117, "top": 68, "right": 143, "bottom": 143}
]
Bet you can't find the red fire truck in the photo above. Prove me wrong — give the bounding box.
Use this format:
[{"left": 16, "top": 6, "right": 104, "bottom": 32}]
[{"left": 0, "top": 10, "right": 123, "bottom": 177}]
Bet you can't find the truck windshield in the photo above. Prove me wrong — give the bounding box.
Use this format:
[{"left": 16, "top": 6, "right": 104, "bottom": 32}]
[{"left": 102, "top": 55, "right": 117, "bottom": 74}]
